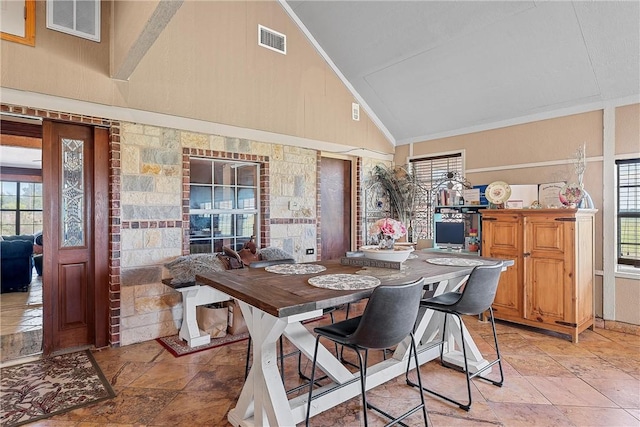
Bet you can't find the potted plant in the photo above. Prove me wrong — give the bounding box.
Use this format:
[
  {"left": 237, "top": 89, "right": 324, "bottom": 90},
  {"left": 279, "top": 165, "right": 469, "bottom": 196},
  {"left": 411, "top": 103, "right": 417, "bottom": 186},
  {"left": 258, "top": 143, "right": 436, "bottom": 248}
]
[
  {"left": 468, "top": 237, "right": 480, "bottom": 252},
  {"left": 369, "top": 164, "right": 429, "bottom": 241}
]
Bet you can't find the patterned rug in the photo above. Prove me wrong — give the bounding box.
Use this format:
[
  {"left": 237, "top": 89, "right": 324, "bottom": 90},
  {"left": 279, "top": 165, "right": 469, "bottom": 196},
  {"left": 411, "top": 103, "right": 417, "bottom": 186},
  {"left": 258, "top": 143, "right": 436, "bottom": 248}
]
[
  {"left": 157, "top": 332, "right": 250, "bottom": 357},
  {"left": 157, "top": 314, "right": 328, "bottom": 357},
  {"left": 0, "top": 350, "right": 115, "bottom": 427}
]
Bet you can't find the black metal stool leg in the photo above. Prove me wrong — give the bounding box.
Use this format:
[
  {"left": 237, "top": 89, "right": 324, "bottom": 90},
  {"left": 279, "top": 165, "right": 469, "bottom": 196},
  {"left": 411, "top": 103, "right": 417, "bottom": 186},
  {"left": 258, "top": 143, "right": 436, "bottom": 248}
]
[
  {"left": 455, "top": 313, "right": 473, "bottom": 410},
  {"left": 358, "top": 349, "right": 369, "bottom": 427},
  {"left": 305, "top": 336, "right": 322, "bottom": 427},
  {"left": 279, "top": 336, "right": 285, "bottom": 381},
  {"left": 244, "top": 337, "right": 251, "bottom": 379}
]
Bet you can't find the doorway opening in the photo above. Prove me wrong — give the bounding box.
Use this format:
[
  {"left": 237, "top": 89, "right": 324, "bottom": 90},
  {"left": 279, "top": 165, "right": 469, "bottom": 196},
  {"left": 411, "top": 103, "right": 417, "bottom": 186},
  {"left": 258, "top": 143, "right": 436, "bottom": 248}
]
[{"left": 0, "top": 117, "right": 44, "bottom": 363}]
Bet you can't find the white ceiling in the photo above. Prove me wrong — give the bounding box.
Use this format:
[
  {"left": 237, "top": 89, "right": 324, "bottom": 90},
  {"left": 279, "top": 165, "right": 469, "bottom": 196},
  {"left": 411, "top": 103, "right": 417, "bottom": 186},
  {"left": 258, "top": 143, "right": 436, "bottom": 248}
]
[
  {"left": 0, "top": 146, "right": 42, "bottom": 169},
  {"left": 285, "top": 1, "right": 640, "bottom": 145}
]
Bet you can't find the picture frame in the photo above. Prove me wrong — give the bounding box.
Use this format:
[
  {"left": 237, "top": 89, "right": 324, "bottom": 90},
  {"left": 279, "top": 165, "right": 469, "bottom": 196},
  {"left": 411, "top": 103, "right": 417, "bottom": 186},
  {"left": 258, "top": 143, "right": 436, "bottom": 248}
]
[
  {"left": 506, "top": 200, "right": 524, "bottom": 209},
  {"left": 538, "top": 182, "right": 566, "bottom": 208}
]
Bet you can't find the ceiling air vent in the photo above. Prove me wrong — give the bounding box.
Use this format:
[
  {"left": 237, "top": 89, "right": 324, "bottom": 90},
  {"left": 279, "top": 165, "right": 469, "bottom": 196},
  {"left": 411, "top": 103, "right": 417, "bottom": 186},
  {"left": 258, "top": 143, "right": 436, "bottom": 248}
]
[{"left": 258, "top": 25, "right": 286, "bottom": 55}]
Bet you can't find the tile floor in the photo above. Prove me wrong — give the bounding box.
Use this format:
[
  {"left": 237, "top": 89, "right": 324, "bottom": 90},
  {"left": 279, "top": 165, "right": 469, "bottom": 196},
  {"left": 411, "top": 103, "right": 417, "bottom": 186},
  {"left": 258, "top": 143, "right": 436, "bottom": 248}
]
[
  {"left": 15, "top": 305, "right": 640, "bottom": 427},
  {"left": 0, "top": 275, "right": 43, "bottom": 361}
]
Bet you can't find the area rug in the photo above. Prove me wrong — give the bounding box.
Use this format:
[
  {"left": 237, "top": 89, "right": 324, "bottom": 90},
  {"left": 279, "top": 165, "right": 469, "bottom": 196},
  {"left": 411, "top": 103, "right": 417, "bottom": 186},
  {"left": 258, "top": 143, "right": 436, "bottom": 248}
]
[
  {"left": 157, "top": 315, "right": 328, "bottom": 358},
  {"left": 157, "top": 332, "right": 250, "bottom": 357},
  {"left": 0, "top": 350, "right": 116, "bottom": 427}
]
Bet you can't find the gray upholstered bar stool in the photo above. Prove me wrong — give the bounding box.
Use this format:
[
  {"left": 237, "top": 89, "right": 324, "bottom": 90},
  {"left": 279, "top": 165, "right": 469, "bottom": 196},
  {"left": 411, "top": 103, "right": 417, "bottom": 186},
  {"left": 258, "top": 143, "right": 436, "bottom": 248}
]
[
  {"left": 407, "top": 262, "right": 504, "bottom": 411},
  {"left": 306, "top": 278, "right": 428, "bottom": 426}
]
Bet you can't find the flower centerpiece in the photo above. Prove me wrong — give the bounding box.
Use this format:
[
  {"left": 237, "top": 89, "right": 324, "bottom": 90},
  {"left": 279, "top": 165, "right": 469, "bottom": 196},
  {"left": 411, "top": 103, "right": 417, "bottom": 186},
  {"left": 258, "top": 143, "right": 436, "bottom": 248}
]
[{"left": 370, "top": 218, "right": 406, "bottom": 250}]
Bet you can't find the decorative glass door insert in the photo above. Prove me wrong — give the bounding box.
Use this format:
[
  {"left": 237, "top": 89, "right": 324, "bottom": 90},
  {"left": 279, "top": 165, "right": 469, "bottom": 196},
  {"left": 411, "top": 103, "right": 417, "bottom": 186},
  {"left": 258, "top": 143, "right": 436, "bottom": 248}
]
[{"left": 61, "top": 138, "right": 85, "bottom": 247}]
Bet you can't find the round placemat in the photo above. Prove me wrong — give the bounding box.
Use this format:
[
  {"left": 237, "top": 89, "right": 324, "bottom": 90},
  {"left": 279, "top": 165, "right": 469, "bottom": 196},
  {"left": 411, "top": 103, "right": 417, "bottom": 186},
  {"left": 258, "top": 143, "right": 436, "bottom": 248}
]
[
  {"left": 308, "top": 274, "right": 380, "bottom": 290},
  {"left": 264, "top": 264, "right": 327, "bottom": 275},
  {"left": 426, "top": 258, "right": 484, "bottom": 267}
]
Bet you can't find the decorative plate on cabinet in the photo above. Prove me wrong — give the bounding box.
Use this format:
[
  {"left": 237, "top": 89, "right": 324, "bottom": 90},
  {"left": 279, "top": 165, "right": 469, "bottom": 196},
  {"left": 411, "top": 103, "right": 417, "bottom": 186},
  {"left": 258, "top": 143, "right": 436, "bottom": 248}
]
[{"left": 485, "top": 181, "right": 512, "bottom": 205}]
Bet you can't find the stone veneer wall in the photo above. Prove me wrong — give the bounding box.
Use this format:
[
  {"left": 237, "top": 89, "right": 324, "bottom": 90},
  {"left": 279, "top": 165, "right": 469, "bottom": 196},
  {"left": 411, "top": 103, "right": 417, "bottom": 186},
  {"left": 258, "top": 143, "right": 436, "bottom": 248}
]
[
  {"left": 0, "top": 103, "right": 375, "bottom": 348},
  {"left": 118, "top": 123, "right": 322, "bottom": 345}
]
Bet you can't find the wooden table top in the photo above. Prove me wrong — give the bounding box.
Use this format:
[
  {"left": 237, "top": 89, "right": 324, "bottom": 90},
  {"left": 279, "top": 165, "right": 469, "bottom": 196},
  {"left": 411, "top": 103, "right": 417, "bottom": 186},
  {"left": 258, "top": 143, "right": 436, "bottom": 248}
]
[{"left": 196, "top": 251, "right": 511, "bottom": 318}]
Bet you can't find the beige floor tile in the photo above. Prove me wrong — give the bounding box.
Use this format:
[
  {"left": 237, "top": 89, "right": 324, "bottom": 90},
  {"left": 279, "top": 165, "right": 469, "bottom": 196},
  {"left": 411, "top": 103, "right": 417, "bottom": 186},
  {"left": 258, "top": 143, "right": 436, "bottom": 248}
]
[
  {"left": 578, "top": 340, "right": 640, "bottom": 361},
  {"left": 481, "top": 332, "right": 548, "bottom": 357},
  {"left": 525, "top": 376, "right": 618, "bottom": 408},
  {"left": 149, "top": 390, "right": 235, "bottom": 426},
  {"left": 595, "top": 328, "right": 640, "bottom": 346},
  {"left": 554, "top": 355, "right": 637, "bottom": 381},
  {"left": 94, "top": 359, "right": 154, "bottom": 392},
  {"left": 626, "top": 408, "right": 640, "bottom": 421},
  {"left": 505, "top": 354, "right": 575, "bottom": 377},
  {"left": 556, "top": 405, "right": 640, "bottom": 427},
  {"left": 153, "top": 344, "right": 218, "bottom": 365},
  {"left": 581, "top": 377, "right": 640, "bottom": 409},
  {"left": 605, "top": 356, "right": 640, "bottom": 379},
  {"left": 535, "top": 339, "right": 599, "bottom": 357},
  {"left": 417, "top": 360, "right": 487, "bottom": 406},
  {"left": 92, "top": 339, "right": 165, "bottom": 364},
  {"left": 128, "top": 361, "right": 203, "bottom": 390},
  {"left": 475, "top": 376, "right": 550, "bottom": 405},
  {"left": 574, "top": 327, "right": 617, "bottom": 342},
  {"left": 74, "top": 387, "right": 178, "bottom": 425},
  {"left": 183, "top": 363, "right": 245, "bottom": 397},
  {"left": 423, "top": 398, "right": 501, "bottom": 426},
  {"left": 487, "top": 402, "right": 575, "bottom": 427}
]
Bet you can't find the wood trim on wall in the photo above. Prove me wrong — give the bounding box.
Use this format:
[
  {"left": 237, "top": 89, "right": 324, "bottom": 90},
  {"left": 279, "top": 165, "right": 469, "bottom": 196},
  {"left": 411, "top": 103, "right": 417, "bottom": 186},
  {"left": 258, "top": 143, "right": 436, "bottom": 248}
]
[
  {"left": 0, "top": 134, "right": 42, "bottom": 148},
  {"left": 0, "top": 119, "right": 42, "bottom": 139},
  {"left": 0, "top": 167, "right": 42, "bottom": 181}
]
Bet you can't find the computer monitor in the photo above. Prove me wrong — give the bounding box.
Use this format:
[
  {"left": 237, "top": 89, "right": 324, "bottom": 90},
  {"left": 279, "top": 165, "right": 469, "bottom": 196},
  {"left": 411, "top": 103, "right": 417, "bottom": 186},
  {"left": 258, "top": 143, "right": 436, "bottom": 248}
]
[{"left": 435, "top": 221, "right": 465, "bottom": 250}]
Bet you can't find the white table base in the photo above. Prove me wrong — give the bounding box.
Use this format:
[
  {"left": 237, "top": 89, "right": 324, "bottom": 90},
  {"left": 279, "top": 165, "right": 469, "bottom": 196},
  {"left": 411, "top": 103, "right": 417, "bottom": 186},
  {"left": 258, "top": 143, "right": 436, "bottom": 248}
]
[
  {"left": 227, "top": 275, "right": 491, "bottom": 426},
  {"left": 175, "top": 284, "right": 230, "bottom": 347}
]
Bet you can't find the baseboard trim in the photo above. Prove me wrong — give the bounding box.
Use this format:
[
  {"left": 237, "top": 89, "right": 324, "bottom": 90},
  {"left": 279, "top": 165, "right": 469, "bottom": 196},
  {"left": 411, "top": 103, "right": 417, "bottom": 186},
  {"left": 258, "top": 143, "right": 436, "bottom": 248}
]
[{"left": 595, "top": 318, "right": 640, "bottom": 336}]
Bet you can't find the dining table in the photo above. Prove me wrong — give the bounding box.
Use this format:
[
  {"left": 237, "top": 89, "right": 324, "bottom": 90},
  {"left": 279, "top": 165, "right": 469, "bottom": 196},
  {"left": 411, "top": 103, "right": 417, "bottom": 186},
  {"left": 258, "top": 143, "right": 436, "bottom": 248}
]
[{"left": 196, "top": 250, "right": 511, "bottom": 427}]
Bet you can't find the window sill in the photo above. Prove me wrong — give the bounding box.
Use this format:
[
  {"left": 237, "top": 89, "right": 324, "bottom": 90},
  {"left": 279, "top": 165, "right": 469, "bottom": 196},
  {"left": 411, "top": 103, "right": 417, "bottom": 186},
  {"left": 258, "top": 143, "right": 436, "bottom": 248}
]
[{"left": 616, "top": 265, "right": 640, "bottom": 280}]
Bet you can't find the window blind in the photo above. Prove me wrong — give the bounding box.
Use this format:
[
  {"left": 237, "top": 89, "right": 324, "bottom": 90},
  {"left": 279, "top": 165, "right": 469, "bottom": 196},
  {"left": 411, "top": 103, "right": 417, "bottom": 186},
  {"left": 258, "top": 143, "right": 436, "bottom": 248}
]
[{"left": 409, "top": 152, "right": 463, "bottom": 239}]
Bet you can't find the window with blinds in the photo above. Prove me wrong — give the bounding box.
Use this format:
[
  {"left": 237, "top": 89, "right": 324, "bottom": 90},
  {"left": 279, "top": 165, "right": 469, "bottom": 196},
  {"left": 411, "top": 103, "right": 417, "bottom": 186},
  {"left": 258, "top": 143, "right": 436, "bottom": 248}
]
[
  {"left": 617, "top": 158, "right": 640, "bottom": 267},
  {"left": 409, "top": 152, "right": 463, "bottom": 239}
]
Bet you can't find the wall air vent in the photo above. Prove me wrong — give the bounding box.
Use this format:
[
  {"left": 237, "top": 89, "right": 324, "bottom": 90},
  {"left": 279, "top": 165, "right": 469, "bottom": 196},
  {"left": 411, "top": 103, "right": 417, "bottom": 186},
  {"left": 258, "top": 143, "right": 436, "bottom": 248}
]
[
  {"left": 258, "top": 25, "right": 286, "bottom": 55},
  {"left": 46, "top": 0, "right": 101, "bottom": 42}
]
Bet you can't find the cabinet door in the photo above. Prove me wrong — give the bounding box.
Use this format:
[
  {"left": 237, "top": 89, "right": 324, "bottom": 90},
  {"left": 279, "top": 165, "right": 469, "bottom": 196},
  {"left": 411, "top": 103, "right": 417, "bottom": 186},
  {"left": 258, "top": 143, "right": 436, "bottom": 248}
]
[
  {"left": 524, "top": 216, "right": 573, "bottom": 326},
  {"left": 482, "top": 214, "right": 522, "bottom": 318}
]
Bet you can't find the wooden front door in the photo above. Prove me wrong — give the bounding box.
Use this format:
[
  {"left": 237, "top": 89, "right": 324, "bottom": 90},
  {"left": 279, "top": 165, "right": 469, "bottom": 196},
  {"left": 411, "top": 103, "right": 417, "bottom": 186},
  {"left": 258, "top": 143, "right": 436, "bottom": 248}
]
[
  {"left": 320, "top": 157, "right": 351, "bottom": 260},
  {"left": 42, "top": 121, "right": 109, "bottom": 354}
]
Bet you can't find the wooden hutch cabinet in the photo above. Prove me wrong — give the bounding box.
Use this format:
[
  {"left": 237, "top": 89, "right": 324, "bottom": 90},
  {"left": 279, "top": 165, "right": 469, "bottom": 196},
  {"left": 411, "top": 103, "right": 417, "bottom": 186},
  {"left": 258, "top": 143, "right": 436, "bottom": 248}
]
[{"left": 481, "top": 208, "right": 597, "bottom": 342}]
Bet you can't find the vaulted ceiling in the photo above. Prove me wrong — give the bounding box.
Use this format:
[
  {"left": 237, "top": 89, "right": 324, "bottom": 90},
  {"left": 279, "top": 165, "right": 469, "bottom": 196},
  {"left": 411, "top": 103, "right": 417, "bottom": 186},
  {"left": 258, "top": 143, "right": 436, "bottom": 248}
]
[{"left": 284, "top": 1, "right": 640, "bottom": 145}]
